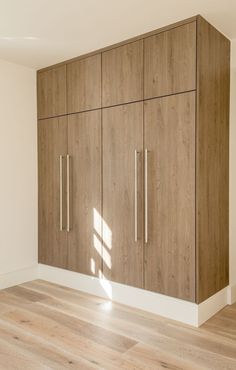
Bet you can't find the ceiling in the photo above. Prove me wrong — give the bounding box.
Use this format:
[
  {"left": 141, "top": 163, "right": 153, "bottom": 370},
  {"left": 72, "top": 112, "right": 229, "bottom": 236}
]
[{"left": 0, "top": 0, "right": 236, "bottom": 70}]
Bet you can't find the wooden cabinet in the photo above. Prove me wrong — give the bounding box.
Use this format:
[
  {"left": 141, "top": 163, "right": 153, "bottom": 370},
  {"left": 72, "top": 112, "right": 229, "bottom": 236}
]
[
  {"left": 38, "top": 117, "right": 68, "bottom": 268},
  {"left": 67, "top": 55, "right": 101, "bottom": 114},
  {"left": 38, "top": 15, "right": 230, "bottom": 305},
  {"left": 144, "top": 92, "right": 196, "bottom": 301},
  {"left": 144, "top": 22, "right": 196, "bottom": 99},
  {"left": 37, "top": 66, "right": 67, "bottom": 119},
  {"left": 67, "top": 110, "right": 102, "bottom": 276},
  {"left": 102, "top": 41, "right": 143, "bottom": 107},
  {"left": 102, "top": 102, "right": 143, "bottom": 288}
]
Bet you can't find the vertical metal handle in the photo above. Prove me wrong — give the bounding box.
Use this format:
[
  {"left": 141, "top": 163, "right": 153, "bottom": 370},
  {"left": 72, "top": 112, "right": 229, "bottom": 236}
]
[
  {"left": 134, "top": 150, "right": 139, "bottom": 242},
  {"left": 59, "top": 155, "right": 63, "bottom": 231},
  {"left": 144, "top": 149, "right": 148, "bottom": 244},
  {"left": 66, "top": 154, "right": 70, "bottom": 232}
]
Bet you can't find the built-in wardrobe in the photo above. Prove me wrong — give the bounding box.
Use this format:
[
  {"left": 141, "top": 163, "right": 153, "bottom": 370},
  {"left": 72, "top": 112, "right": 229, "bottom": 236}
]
[{"left": 37, "top": 15, "right": 230, "bottom": 304}]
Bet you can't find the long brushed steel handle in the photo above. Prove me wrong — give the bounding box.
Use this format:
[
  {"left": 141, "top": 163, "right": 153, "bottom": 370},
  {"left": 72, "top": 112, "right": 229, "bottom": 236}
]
[
  {"left": 66, "top": 154, "right": 70, "bottom": 232},
  {"left": 59, "top": 155, "right": 63, "bottom": 231},
  {"left": 134, "top": 150, "right": 139, "bottom": 242},
  {"left": 144, "top": 149, "right": 148, "bottom": 244}
]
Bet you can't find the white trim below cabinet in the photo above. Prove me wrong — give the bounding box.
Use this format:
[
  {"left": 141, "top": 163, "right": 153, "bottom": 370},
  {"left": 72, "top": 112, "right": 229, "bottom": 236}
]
[{"left": 38, "top": 264, "right": 232, "bottom": 327}]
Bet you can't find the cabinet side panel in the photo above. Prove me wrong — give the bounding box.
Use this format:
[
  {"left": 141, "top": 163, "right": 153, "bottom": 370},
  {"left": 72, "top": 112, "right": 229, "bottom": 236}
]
[{"left": 196, "top": 16, "right": 230, "bottom": 303}]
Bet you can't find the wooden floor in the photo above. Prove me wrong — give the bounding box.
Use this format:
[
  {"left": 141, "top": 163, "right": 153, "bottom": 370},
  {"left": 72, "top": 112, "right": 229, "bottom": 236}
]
[{"left": 0, "top": 281, "right": 236, "bottom": 370}]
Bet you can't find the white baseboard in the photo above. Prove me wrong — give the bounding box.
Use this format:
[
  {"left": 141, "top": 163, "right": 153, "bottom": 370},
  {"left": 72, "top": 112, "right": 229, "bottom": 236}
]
[
  {"left": 197, "top": 286, "right": 229, "bottom": 326},
  {"left": 38, "top": 264, "right": 199, "bottom": 326},
  {"left": 228, "top": 283, "right": 236, "bottom": 304},
  {"left": 39, "top": 264, "right": 235, "bottom": 327},
  {"left": 0, "top": 265, "right": 38, "bottom": 290}
]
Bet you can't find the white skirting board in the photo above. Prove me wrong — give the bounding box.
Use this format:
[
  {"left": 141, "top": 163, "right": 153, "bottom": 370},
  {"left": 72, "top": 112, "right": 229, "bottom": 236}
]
[
  {"left": 198, "top": 286, "right": 229, "bottom": 326},
  {"left": 0, "top": 265, "right": 38, "bottom": 290},
  {"left": 38, "top": 263, "right": 198, "bottom": 325},
  {"left": 228, "top": 283, "right": 236, "bottom": 304},
  {"left": 38, "top": 264, "right": 235, "bottom": 327}
]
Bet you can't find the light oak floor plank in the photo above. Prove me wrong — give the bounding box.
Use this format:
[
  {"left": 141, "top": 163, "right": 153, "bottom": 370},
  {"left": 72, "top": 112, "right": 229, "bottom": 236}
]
[{"left": 0, "top": 279, "right": 235, "bottom": 369}]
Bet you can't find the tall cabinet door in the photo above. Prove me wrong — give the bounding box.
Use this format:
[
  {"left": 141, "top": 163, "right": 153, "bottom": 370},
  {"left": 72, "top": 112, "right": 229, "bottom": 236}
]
[
  {"left": 38, "top": 117, "right": 68, "bottom": 268},
  {"left": 144, "top": 92, "right": 195, "bottom": 302},
  {"left": 67, "top": 110, "right": 102, "bottom": 277},
  {"left": 102, "top": 102, "right": 143, "bottom": 288}
]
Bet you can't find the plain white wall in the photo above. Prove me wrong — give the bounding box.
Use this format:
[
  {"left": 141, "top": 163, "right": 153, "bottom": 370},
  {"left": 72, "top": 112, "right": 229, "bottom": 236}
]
[
  {"left": 230, "top": 39, "right": 236, "bottom": 287},
  {"left": 0, "top": 59, "right": 37, "bottom": 275}
]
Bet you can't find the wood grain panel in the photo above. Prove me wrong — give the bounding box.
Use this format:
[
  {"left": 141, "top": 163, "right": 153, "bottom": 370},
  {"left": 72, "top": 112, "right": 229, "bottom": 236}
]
[
  {"left": 67, "top": 54, "right": 101, "bottom": 114},
  {"left": 102, "top": 41, "right": 143, "bottom": 107},
  {"left": 38, "top": 117, "right": 68, "bottom": 268},
  {"left": 67, "top": 110, "right": 102, "bottom": 277},
  {"left": 144, "top": 22, "right": 196, "bottom": 99},
  {"left": 37, "top": 66, "right": 66, "bottom": 119},
  {"left": 102, "top": 102, "right": 143, "bottom": 288},
  {"left": 196, "top": 16, "right": 230, "bottom": 303},
  {"left": 144, "top": 92, "right": 195, "bottom": 302}
]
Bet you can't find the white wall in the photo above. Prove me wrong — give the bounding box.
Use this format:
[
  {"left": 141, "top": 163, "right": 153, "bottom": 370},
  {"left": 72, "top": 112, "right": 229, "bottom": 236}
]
[
  {"left": 0, "top": 59, "right": 37, "bottom": 276},
  {"left": 230, "top": 39, "right": 236, "bottom": 288}
]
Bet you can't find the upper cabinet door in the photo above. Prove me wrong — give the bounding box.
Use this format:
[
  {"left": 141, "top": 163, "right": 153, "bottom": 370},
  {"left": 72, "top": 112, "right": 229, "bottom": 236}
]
[
  {"left": 67, "top": 110, "right": 102, "bottom": 277},
  {"left": 102, "top": 102, "right": 143, "bottom": 288},
  {"left": 38, "top": 117, "right": 68, "bottom": 269},
  {"left": 37, "top": 66, "right": 67, "bottom": 119},
  {"left": 67, "top": 54, "right": 101, "bottom": 114},
  {"left": 144, "top": 92, "right": 195, "bottom": 302},
  {"left": 144, "top": 22, "right": 196, "bottom": 99},
  {"left": 102, "top": 40, "right": 143, "bottom": 107}
]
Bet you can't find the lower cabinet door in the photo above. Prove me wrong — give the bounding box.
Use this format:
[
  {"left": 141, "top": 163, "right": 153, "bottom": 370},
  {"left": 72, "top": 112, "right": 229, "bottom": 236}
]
[
  {"left": 38, "top": 117, "right": 68, "bottom": 268},
  {"left": 102, "top": 102, "right": 144, "bottom": 288},
  {"left": 144, "top": 92, "right": 196, "bottom": 302},
  {"left": 67, "top": 110, "right": 102, "bottom": 277}
]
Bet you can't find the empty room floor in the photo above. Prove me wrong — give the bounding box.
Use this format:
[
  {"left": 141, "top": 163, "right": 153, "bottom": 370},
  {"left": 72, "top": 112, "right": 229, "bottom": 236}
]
[{"left": 0, "top": 280, "right": 235, "bottom": 370}]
